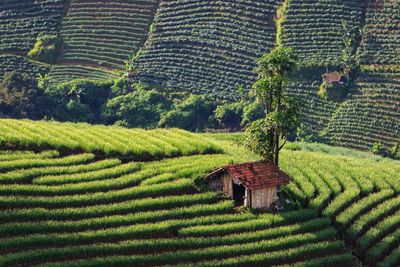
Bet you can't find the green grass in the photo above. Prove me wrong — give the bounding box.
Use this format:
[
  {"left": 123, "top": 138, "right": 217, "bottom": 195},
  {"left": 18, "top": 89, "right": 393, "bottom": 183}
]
[{"left": 0, "top": 119, "right": 398, "bottom": 266}]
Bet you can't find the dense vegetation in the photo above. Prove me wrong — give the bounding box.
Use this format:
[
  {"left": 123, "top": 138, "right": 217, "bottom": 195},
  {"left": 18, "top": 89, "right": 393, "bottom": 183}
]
[
  {"left": 57, "top": 0, "right": 158, "bottom": 69},
  {"left": 0, "top": 120, "right": 399, "bottom": 266},
  {"left": 0, "top": 0, "right": 65, "bottom": 54},
  {"left": 281, "top": 0, "right": 364, "bottom": 66},
  {"left": 133, "top": 0, "right": 280, "bottom": 96},
  {"left": 0, "top": 0, "right": 399, "bottom": 152}
]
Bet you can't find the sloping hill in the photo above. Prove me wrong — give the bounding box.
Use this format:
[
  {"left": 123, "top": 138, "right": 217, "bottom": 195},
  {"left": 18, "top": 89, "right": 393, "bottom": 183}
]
[
  {"left": 0, "top": 0, "right": 65, "bottom": 81},
  {"left": 0, "top": 120, "right": 399, "bottom": 266},
  {"left": 358, "top": 0, "right": 400, "bottom": 66},
  {"left": 0, "top": 0, "right": 398, "bottom": 151},
  {"left": 0, "top": 0, "right": 66, "bottom": 54},
  {"left": 0, "top": 54, "right": 49, "bottom": 80},
  {"left": 57, "top": 0, "right": 158, "bottom": 69},
  {"left": 323, "top": 70, "right": 400, "bottom": 150},
  {"left": 133, "top": 0, "right": 281, "bottom": 97},
  {"left": 281, "top": 0, "right": 365, "bottom": 66}
]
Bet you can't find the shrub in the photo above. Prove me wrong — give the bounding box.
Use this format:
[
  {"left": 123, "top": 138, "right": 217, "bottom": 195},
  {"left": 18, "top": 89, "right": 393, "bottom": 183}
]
[
  {"left": 370, "top": 142, "right": 388, "bottom": 157},
  {"left": 27, "top": 35, "right": 62, "bottom": 64},
  {"left": 47, "top": 78, "right": 113, "bottom": 123},
  {"left": 159, "top": 94, "right": 215, "bottom": 131},
  {"left": 214, "top": 102, "right": 244, "bottom": 129},
  {"left": 0, "top": 71, "right": 47, "bottom": 119},
  {"left": 103, "top": 86, "right": 171, "bottom": 128}
]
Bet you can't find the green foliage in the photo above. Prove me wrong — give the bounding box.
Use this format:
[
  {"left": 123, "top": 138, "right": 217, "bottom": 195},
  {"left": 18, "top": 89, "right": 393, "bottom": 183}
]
[
  {"left": 46, "top": 78, "right": 113, "bottom": 123},
  {"left": 159, "top": 95, "right": 215, "bottom": 131},
  {"left": 110, "top": 78, "right": 131, "bottom": 96},
  {"left": 0, "top": 71, "right": 47, "bottom": 119},
  {"left": 370, "top": 142, "right": 387, "bottom": 157},
  {"left": 246, "top": 47, "right": 299, "bottom": 164},
  {"left": 241, "top": 102, "right": 265, "bottom": 127},
  {"left": 214, "top": 102, "right": 244, "bottom": 129},
  {"left": 27, "top": 35, "right": 62, "bottom": 64},
  {"left": 318, "top": 80, "right": 348, "bottom": 102},
  {"left": 103, "top": 85, "right": 171, "bottom": 128}
]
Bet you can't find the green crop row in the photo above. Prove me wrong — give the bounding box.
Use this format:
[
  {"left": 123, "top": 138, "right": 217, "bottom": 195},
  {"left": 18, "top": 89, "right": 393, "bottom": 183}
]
[
  {"left": 0, "top": 150, "right": 58, "bottom": 162},
  {"left": 0, "top": 218, "right": 330, "bottom": 265},
  {"left": 0, "top": 119, "right": 222, "bottom": 160},
  {"left": 0, "top": 200, "right": 233, "bottom": 238},
  {"left": 0, "top": 153, "right": 95, "bottom": 172},
  {"left": 357, "top": 209, "right": 400, "bottom": 251},
  {"left": 32, "top": 162, "right": 140, "bottom": 185},
  {"left": 0, "top": 158, "right": 121, "bottom": 184},
  {"left": 365, "top": 227, "right": 400, "bottom": 263},
  {"left": 38, "top": 239, "right": 344, "bottom": 267},
  {"left": 322, "top": 189, "right": 360, "bottom": 218},
  {"left": 0, "top": 211, "right": 271, "bottom": 253},
  {"left": 0, "top": 178, "right": 194, "bottom": 210},
  {"left": 178, "top": 209, "right": 318, "bottom": 237},
  {"left": 335, "top": 190, "right": 395, "bottom": 229},
  {"left": 346, "top": 195, "right": 400, "bottom": 242},
  {"left": 376, "top": 245, "right": 400, "bottom": 267}
]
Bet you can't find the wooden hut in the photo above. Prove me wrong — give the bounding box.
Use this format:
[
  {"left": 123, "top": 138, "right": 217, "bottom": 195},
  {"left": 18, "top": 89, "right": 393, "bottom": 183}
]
[{"left": 205, "top": 161, "right": 291, "bottom": 209}]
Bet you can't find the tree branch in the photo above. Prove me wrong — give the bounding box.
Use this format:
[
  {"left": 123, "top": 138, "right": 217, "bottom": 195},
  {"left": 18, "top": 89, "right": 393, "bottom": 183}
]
[{"left": 279, "top": 138, "right": 287, "bottom": 151}]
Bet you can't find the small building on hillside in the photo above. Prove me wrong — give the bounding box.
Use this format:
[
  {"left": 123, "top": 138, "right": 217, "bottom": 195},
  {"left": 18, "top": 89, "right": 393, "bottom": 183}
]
[
  {"left": 323, "top": 72, "right": 347, "bottom": 87},
  {"left": 205, "top": 161, "right": 291, "bottom": 209}
]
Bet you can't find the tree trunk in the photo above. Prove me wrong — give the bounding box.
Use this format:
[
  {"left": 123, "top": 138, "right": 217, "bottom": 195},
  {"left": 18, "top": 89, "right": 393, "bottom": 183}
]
[
  {"left": 274, "top": 78, "right": 283, "bottom": 166},
  {"left": 274, "top": 131, "right": 279, "bottom": 165}
]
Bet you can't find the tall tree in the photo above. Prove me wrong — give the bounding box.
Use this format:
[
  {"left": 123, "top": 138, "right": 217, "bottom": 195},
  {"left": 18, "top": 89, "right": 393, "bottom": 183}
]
[{"left": 246, "top": 47, "right": 300, "bottom": 166}]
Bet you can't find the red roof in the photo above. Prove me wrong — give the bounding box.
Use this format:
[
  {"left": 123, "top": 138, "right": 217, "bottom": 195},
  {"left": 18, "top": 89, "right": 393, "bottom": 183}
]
[
  {"left": 323, "top": 72, "right": 344, "bottom": 84},
  {"left": 205, "top": 161, "right": 291, "bottom": 190}
]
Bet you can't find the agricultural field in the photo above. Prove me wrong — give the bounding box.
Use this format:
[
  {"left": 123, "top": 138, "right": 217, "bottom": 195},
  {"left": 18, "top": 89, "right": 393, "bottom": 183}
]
[
  {"left": 0, "top": 55, "right": 49, "bottom": 82},
  {"left": 57, "top": 0, "right": 159, "bottom": 69},
  {"left": 281, "top": 0, "right": 364, "bottom": 66},
  {"left": 0, "top": 119, "right": 399, "bottom": 266},
  {"left": 133, "top": 0, "right": 281, "bottom": 97},
  {"left": 358, "top": 0, "right": 400, "bottom": 66},
  {"left": 323, "top": 70, "right": 400, "bottom": 150},
  {"left": 0, "top": 0, "right": 66, "bottom": 54},
  {"left": 47, "top": 65, "right": 120, "bottom": 86}
]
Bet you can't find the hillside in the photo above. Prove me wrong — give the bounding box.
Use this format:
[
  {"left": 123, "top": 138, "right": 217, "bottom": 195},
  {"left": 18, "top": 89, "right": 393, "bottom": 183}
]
[
  {"left": 0, "top": 119, "right": 399, "bottom": 266},
  {"left": 0, "top": 0, "right": 399, "bottom": 151}
]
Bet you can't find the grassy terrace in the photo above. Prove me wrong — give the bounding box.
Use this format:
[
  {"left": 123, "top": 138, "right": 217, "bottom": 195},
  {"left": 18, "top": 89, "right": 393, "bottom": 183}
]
[
  {"left": 0, "top": 120, "right": 398, "bottom": 266},
  {"left": 359, "top": 0, "right": 400, "bottom": 65},
  {"left": 281, "top": 0, "right": 364, "bottom": 66},
  {"left": 58, "top": 0, "right": 159, "bottom": 69},
  {"left": 323, "top": 70, "right": 400, "bottom": 150},
  {"left": 0, "top": 119, "right": 222, "bottom": 161},
  {"left": 134, "top": 0, "right": 280, "bottom": 98},
  {"left": 47, "top": 64, "right": 120, "bottom": 85},
  {"left": 0, "top": 54, "right": 49, "bottom": 82},
  {"left": 0, "top": 0, "right": 65, "bottom": 54}
]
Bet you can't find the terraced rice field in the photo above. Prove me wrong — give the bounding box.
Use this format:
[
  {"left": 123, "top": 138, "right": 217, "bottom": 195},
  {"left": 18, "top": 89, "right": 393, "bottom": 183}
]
[
  {"left": 359, "top": 0, "right": 400, "bottom": 65},
  {"left": 47, "top": 65, "right": 120, "bottom": 85},
  {"left": 0, "top": 0, "right": 66, "bottom": 54},
  {"left": 323, "top": 70, "right": 400, "bottom": 150},
  {"left": 0, "top": 119, "right": 222, "bottom": 160},
  {"left": 0, "top": 55, "right": 49, "bottom": 82},
  {"left": 286, "top": 81, "right": 338, "bottom": 136},
  {"left": 281, "top": 0, "right": 364, "bottom": 66},
  {"left": 0, "top": 120, "right": 399, "bottom": 266},
  {"left": 58, "top": 0, "right": 159, "bottom": 69},
  {"left": 134, "top": 0, "right": 280, "bottom": 97}
]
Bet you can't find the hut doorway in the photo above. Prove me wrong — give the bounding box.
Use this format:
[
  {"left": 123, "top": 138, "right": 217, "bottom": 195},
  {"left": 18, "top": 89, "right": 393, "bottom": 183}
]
[{"left": 233, "top": 181, "right": 245, "bottom": 205}]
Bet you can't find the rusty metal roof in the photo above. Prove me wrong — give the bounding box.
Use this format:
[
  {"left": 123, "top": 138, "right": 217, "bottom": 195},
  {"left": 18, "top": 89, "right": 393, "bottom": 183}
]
[{"left": 205, "top": 161, "right": 291, "bottom": 190}]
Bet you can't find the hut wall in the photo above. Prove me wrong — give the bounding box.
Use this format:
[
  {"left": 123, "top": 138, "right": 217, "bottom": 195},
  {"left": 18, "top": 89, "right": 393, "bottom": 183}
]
[
  {"left": 244, "top": 188, "right": 251, "bottom": 207},
  {"left": 251, "top": 186, "right": 277, "bottom": 209},
  {"left": 208, "top": 176, "right": 223, "bottom": 191},
  {"left": 222, "top": 173, "right": 233, "bottom": 197}
]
